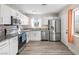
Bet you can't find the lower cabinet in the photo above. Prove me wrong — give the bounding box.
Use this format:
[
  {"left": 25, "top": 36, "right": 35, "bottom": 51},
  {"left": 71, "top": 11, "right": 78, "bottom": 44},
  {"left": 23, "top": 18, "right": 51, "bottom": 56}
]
[
  {"left": 0, "top": 40, "right": 9, "bottom": 55},
  {"left": 26, "top": 32, "right": 30, "bottom": 43},
  {"left": 30, "top": 31, "right": 41, "bottom": 41},
  {"left": 9, "top": 36, "right": 18, "bottom": 55},
  {"left": 0, "top": 36, "right": 18, "bottom": 55}
]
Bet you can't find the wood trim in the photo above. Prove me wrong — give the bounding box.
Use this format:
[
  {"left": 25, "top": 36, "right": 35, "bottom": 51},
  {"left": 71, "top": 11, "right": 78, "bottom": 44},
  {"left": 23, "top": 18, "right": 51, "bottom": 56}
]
[{"left": 68, "top": 9, "right": 73, "bottom": 44}]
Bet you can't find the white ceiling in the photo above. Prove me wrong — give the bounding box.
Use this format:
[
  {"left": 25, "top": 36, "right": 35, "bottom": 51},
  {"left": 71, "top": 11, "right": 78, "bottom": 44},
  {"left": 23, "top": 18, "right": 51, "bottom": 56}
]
[{"left": 7, "top": 4, "right": 68, "bottom": 15}]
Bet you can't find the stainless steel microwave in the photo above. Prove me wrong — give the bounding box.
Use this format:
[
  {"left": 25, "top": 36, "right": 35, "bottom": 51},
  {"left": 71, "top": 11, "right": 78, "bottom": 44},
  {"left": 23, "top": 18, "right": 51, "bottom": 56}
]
[{"left": 11, "top": 16, "right": 21, "bottom": 25}]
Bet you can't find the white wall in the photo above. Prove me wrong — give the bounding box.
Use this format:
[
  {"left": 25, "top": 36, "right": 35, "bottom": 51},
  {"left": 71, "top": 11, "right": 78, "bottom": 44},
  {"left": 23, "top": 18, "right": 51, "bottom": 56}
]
[
  {"left": 59, "top": 4, "right": 79, "bottom": 54},
  {"left": 59, "top": 7, "right": 68, "bottom": 46}
]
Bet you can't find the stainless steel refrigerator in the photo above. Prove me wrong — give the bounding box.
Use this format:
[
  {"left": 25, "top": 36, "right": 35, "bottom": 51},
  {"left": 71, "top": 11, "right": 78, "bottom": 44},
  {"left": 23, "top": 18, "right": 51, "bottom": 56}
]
[{"left": 48, "top": 20, "right": 61, "bottom": 41}]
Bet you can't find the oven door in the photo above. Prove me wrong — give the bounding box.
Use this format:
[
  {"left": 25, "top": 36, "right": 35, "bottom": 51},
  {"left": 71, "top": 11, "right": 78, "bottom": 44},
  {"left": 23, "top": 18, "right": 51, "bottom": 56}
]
[{"left": 18, "top": 32, "right": 26, "bottom": 50}]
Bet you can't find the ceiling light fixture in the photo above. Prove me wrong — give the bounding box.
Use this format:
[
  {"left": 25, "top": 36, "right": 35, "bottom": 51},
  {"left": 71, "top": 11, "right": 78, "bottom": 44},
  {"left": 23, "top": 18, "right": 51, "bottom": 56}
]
[
  {"left": 41, "top": 4, "right": 47, "bottom": 6},
  {"left": 32, "top": 10, "right": 37, "bottom": 12}
]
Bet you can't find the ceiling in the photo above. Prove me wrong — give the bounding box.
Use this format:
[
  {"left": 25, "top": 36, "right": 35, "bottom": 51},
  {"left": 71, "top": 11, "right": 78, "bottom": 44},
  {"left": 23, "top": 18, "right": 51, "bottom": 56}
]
[{"left": 7, "top": 4, "right": 68, "bottom": 15}]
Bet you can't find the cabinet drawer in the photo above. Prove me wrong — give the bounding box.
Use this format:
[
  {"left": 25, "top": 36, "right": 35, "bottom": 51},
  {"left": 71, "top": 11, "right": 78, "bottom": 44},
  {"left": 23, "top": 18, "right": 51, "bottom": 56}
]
[{"left": 0, "top": 40, "right": 9, "bottom": 55}]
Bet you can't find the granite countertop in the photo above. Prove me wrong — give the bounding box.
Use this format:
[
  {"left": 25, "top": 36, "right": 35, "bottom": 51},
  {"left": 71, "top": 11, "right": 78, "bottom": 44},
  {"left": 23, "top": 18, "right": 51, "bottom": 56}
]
[
  {"left": 0, "top": 33, "right": 18, "bottom": 42},
  {"left": 21, "top": 30, "right": 30, "bottom": 32},
  {"left": 22, "top": 28, "right": 48, "bottom": 31},
  {"left": 6, "top": 33, "right": 18, "bottom": 39}
]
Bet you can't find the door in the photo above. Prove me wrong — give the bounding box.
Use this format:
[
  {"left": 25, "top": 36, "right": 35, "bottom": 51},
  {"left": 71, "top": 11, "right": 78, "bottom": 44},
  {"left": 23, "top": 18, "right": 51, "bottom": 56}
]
[{"left": 60, "top": 10, "right": 68, "bottom": 46}]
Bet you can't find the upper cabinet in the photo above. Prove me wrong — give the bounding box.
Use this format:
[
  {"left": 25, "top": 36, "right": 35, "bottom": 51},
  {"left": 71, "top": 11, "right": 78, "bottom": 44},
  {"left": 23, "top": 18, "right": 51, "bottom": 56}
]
[
  {"left": 0, "top": 5, "right": 29, "bottom": 25},
  {"left": 42, "top": 19, "right": 48, "bottom": 26},
  {"left": 31, "top": 18, "right": 42, "bottom": 28},
  {"left": 10, "top": 8, "right": 29, "bottom": 25},
  {"left": 19, "top": 13, "right": 29, "bottom": 25},
  {"left": 10, "top": 8, "right": 17, "bottom": 17},
  {"left": 0, "top": 5, "right": 12, "bottom": 24}
]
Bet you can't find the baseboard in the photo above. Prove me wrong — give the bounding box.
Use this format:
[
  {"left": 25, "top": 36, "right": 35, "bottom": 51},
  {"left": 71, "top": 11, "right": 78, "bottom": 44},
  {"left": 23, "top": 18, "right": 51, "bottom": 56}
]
[
  {"left": 60, "top": 41, "right": 75, "bottom": 54},
  {"left": 30, "top": 40, "right": 41, "bottom": 41},
  {"left": 68, "top": 45, "right": 79, "bottom": 55},
  {"left": 17, "top": 43, "right": 26, "bottom": 54},
  {"left": 61, "top": 41, "right": 79, "bottom": 55}
]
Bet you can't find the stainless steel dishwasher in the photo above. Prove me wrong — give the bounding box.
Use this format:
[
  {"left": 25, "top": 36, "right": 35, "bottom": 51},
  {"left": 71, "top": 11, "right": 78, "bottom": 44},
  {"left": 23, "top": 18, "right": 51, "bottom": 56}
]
[{"left": 41, "top": 30, "right": 49, "bottom": 41}]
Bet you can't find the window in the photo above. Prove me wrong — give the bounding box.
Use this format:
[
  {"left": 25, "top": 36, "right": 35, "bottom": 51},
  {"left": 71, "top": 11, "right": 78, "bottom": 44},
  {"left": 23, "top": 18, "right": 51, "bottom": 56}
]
[
  {"left": 74, "top": 9, "right": 79, "bottom": 34},
  {"left": 31, "top": 17, "right": 41, "bottom": 28}
]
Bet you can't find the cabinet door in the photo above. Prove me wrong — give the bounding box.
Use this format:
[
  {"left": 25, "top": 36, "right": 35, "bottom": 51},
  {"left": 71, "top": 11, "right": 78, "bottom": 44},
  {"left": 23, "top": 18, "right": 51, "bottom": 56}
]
[
  {"left": 35, "top": 31, "right": 41, "bottom": 41},
  {"left": 30, "top": 31, "right": 35, "bottom": 41},
  {"left": 0, "top": 5, "right": 3, "bottom": 24},
  {"left": 0, "top": 40, "right": 9, "bottom": 55},
  {"left": 1, "top": 5, "right": 11, "bottom": 24},
  {"left": 23, "top": 16, "right": 29, "bottom": 25},
  {"left": 29, "top": 31, "right": 32, "bottom": 41},
  {"left": 10, "top": 9, "right": 17, "bottom": 17},
  {"left": 30, "top": 31, "right": 37, "bottom": 41},
  {"left": 20, "top": 15, "right": 29, "bottom": 25},
  {"left": 0, "top": 17, "right": 3, "bottom": 24},
  {"left": 26, "top": 32, "right": 30, "bottom": 43},
  {"left": 30, "top": 31, "right": 41, "bottom": 41},
  {"left": 9, "top": 36, "right": 18, "bottom": 55},
  {"left": 42, "top": 19, "right": 48, "bottom": 25}
]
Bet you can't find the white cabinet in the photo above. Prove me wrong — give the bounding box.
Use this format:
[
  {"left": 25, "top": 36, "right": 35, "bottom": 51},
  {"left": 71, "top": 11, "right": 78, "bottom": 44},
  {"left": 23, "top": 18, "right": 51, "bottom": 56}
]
[
  {"left": 0, "top": 36, "right": 18, "bottom": 55},
  {"left": 0, "top": 40, "right": 9, "bottom": 55},
  {"left": 31, "top": 18, "right": 42, "bottom": 28},
  {"left": 19, "top": 14, "right": 29, "bottom": 25},
  {"left": 26, "top": 32, "right": 30, "bottom": 43},
  {"left": 0, "top": 5, "right": 29, "bottom": 25},
  {"left": 9, "top": 36, "right": 18, "bottom": 55},
  {"left": 42, "top": 19, "right": 48, "bottom": 25},
  {"left": 30, "top": 31, "right": 41, "bottom": 41},
  {"left": 10, "top": 9, "right": 17, "bottom": 17},
  {"left": 0, "top": 5, "right": 11, "bottom": 24},
  {"left": 23, "top": 16, "right": 29, "bottom": 25}
]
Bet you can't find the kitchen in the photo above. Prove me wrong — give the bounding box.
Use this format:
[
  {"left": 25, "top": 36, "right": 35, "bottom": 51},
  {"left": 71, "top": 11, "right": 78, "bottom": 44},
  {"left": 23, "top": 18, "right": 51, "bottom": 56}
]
[{"left": 0, "top": 4, "right": 79, "bottom": 55}]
